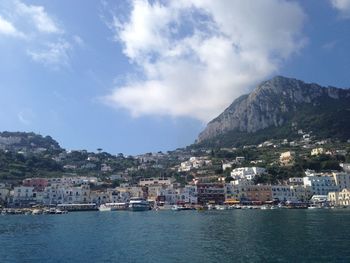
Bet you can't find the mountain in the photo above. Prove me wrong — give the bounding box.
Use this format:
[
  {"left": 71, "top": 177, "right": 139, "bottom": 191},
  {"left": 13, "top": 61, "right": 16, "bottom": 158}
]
[
  {"left": 0, "top": 131, "right": 62, "bottom": 153},
  {"left": 197, "top": 76, "right": 350, "bottom": 147}
]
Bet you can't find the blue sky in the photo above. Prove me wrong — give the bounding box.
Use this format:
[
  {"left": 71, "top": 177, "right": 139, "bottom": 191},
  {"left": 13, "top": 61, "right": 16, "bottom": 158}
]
[{"left": 0, "top": 0, "right": 349, "bottom": 155}]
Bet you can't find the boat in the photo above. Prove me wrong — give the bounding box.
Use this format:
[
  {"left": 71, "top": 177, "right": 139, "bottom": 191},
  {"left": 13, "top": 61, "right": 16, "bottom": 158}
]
[
  {"left": 32, "top": 209, "right": 43, "bottom": 215},
  {"left": 98, "top": 204, "right": 112, "bottom": 212},
  {"left": 98, "top": 202, "right": 127, "bottom": 212},
  {"left": 128, "top": 197, "right": 150, "bottom": 211},
  {"left": 215, "top": 205, "right": 227, "bottom": 210},
  {"left": 171, "top": 205, "right": 195, "bottom": 211},
  {"left": 308, "top": 204, "right": 323, "bottom": 209}
]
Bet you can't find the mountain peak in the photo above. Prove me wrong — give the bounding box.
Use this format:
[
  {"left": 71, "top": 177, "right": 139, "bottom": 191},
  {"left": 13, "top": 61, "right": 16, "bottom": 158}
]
[{"left": 197, "top": 76, "right": 350, "bottom": 145}]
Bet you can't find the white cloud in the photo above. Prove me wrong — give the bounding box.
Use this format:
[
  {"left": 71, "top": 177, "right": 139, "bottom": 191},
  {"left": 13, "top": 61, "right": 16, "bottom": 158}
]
[
  {"left": 330, "top": 0, "right": 350, "bottom": 18},
  {"left": 14, "top": 0, "right": 62, "bottom": 34},
  {"left": 104, "top": 0, "right": 306, "bottom": 122},
  {"left": 0, "top": 15, "right": 24, "bottom": 37},
  {"left": 0, "top": 1, "right": 80, "bottom": 69},
  {"left": 27, "top": 40, "right": 71, "bottom": 69}
]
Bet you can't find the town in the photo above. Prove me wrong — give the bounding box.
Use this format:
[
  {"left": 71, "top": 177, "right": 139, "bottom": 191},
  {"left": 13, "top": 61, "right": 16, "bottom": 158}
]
[{"left": 0, "top": 130, "right": 349, "bottom": 212}]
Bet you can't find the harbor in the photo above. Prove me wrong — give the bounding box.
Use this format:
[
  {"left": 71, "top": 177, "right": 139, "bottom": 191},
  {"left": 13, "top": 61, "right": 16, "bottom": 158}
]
[{"left": 1, "top": 208, "right": 350, "bottom": 262}]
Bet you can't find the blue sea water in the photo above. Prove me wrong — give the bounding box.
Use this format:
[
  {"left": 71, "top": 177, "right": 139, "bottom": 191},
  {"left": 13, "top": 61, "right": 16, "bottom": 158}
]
[{"left": 0, "top": 209, "right": 350, "bottom": 263}]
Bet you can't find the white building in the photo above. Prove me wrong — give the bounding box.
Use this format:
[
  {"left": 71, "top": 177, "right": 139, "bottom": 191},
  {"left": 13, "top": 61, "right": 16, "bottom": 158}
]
[
  {"left": 222, "top": 162, "right": 234, "bottom": 171},
  {"left": 340, "top": 163, "right": 350, "bottom": 173},
  {"left": 271, "top": 185, "right": 294, "bottom": 202},
  {"left": 230, "top": 167, "right": 266, "bottom": 181},
  {"left": 43, "top": 183, "right": 91, "bottom": 205},
  {"left": 332, "top": 172, "right": 350, "bottom": 190},
  {"left": 12, "top": 186, "right": 35, "bottom": 206},
  {"left": 303, "top": 174, "right": 338, "bottom": 196},
  {"left": 139, "top": 177, "right": 174, "bottom": 187},
  {"left": 288, "top": 177, "right": 304, "bottom": 185},
  {"left": 225, "top": 179, "right": 253, "bottom": 201}
]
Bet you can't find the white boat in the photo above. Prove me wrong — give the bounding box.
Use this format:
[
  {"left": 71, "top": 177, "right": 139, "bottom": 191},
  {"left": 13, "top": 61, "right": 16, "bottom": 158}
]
[
  {"left": 32, "top": 209, "right": 43, "bottom": 215},
  {"left": 99, "top": 202, "right": 127, "bottom": 212},
  {"left": 98, "top": 204, "right": 112, "bottom": 212},
  {"left": 128, "top": 198, "right": 150, "bottom": 211},
  {"left": 171, "top": 205, "right": 194, "bottom": 211},
  {"left": 308, "top": 204, "right": 322, "bottom": 209},
  {"left": 260, "top": 205, "right": 269, "bottom": 210},
  {"left": 215, "top": 205, "right": 227, "bottom": 210}
]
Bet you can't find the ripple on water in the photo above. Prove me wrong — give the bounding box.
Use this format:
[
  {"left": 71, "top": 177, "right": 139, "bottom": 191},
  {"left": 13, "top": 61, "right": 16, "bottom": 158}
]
[{"left": 0, "top": 210, "right": 350, "bottom": 262}]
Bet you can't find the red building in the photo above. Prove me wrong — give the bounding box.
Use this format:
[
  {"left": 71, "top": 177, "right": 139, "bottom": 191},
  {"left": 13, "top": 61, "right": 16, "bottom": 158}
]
[{"left": 22, "top": 178, "right": 48, "bottom": 191}]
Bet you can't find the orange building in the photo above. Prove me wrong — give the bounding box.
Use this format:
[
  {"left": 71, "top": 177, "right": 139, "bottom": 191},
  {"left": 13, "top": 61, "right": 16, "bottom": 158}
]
[{"left": 245, "top": 185, "right": 272, "bottom": 202}]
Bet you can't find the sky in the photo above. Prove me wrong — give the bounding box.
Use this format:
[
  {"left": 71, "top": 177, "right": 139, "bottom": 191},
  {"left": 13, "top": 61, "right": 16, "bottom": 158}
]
[{"left": 0, "top": 0, "right": 349, "bottom": 155}]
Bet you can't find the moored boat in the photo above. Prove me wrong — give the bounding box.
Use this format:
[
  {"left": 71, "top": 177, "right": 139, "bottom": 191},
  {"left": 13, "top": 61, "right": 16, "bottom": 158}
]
[
  {"left": 128, "top": 197, "right": 150, "bottom": 211},
  {"left": 98, "top": 202, "right": 127, "bottom": 212}
]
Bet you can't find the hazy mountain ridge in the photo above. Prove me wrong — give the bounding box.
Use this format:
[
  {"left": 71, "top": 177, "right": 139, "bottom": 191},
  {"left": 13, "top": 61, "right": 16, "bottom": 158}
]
[
  {"left": 197, "top": 76, "right": 350, "bottom": 145},
  {"left": 0, "top": 132, "right": 61, "bottom": 152}
]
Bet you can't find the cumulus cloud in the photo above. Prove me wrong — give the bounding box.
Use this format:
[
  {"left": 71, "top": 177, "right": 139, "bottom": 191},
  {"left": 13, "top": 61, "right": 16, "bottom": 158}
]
[
  {"left": 330, "top": 0, "right": 350, "bottom": 18},
  {"left": 104, "top": 0, "right": 306, "bottom": 122}
]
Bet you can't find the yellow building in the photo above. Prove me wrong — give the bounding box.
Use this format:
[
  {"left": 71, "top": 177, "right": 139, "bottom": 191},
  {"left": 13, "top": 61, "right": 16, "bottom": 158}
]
[
  {"left": 328, "top": 189, "right": 350, "bottom": 206},
  {"left": 279, "top": 151, "right": 295, "bottom": 166},
  {"left": 311, "top": 148, "right": 324, "bottom": 156}
]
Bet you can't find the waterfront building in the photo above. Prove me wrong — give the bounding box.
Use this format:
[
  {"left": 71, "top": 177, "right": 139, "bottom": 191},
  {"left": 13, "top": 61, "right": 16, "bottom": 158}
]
[
  {"left": 303, "top": 174, "right": 338, "bottom": 196},
  {"left": 12, "top": 186, "right": 36, "bottom": 206},
  {"left": 271, "top": 185, "right": 294, "bottom": 202},
  {"left": 245, "top": 185, "right": 272, "bottom": 202},
  {"left": 290, "top": 185, "right": 311, "bottom": 202},
  {"left": 225, "top": 179, "right": 253, "bottom": 201},
  {"left": 116, "top": 186, "right": 145, "bottom": 199},
  {"left": 196, "top": 183, "right": 225, "bottom": 205},
  {"left": 328, "top": 189, "right": 350, "bottom": 206},
  {"left": 90, "top": 191, "right": 109, "bottom": 205},
  {"left": 155, "top": 185, "right": 197, "bottom": 205},
  {"left": 146, "top": 185, "right": 167, "bottom": 201},
  {"left": 332, "top": 172, "right": 350, "bottom": 190},
  {"left": 43, "top": 182, "right": 91, "bottom": 205}
]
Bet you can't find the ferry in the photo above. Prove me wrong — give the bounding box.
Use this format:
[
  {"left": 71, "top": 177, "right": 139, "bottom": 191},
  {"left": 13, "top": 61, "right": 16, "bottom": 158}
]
[{"left": 128, "top": 197, "right": 150, "bottom": 211}]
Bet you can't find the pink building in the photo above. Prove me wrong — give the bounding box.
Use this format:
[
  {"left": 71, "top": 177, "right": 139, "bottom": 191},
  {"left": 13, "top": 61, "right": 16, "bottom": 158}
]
[{"left": 22, "top": 178, "right": 48, "bottom": 191}]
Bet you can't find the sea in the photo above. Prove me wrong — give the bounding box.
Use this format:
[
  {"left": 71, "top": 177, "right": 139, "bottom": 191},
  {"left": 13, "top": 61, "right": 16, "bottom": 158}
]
[{"left": 0, "top": 209, "right": 350, "bottom": 263}]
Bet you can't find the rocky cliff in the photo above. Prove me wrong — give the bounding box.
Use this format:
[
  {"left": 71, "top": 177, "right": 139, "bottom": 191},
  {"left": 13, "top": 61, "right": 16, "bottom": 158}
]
[{"left": 197, "top": 76, "right": 350, "bottom": 144}]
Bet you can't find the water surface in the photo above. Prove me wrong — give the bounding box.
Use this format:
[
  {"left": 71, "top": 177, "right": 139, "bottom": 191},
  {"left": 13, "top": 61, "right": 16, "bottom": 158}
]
[{"left": 0, "top": 209, "right": 349, "bottom": 262}]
